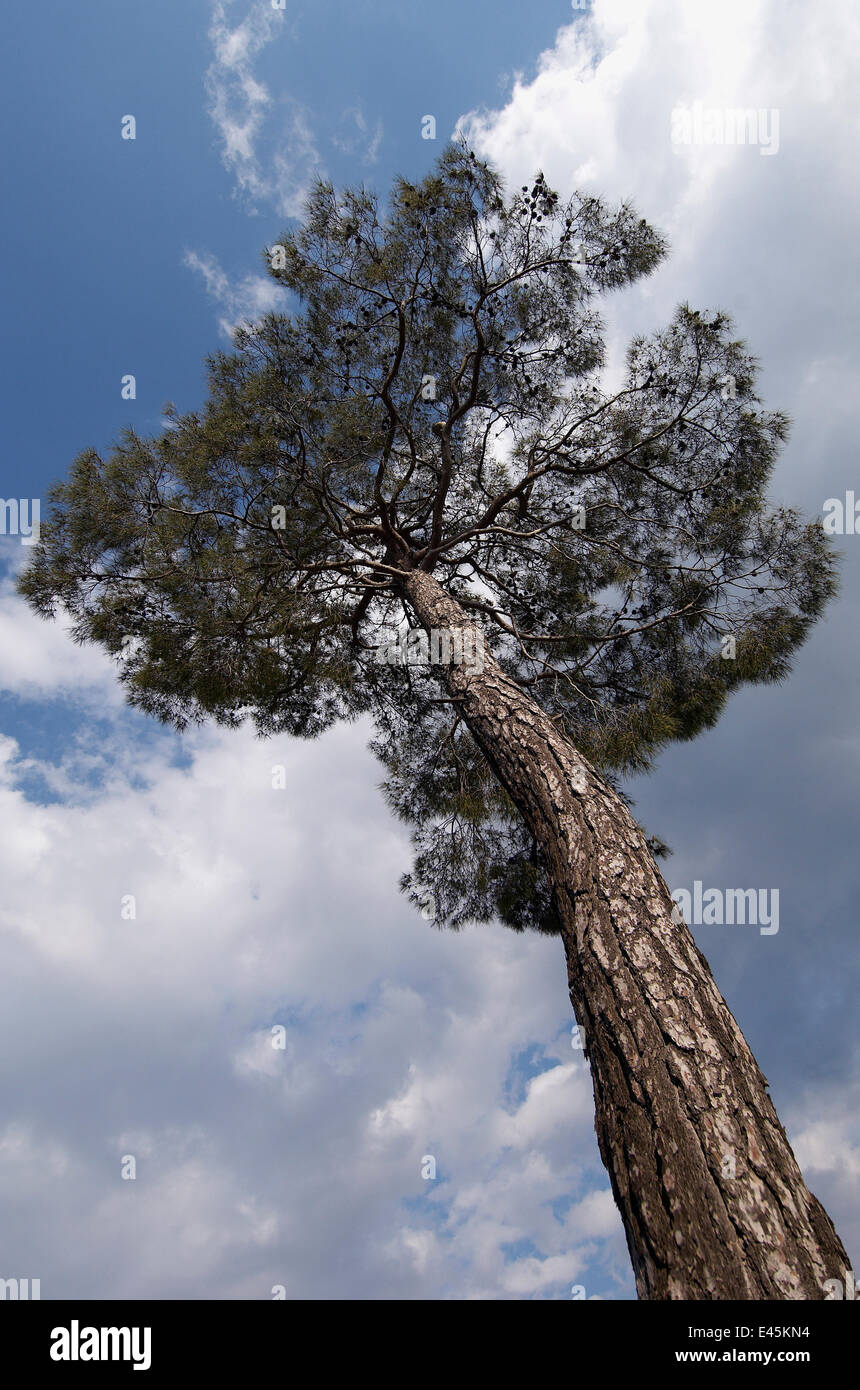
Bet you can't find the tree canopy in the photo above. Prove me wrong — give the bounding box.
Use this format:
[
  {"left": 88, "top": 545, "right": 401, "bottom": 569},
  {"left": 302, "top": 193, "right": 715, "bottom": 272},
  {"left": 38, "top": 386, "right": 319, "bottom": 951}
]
[{"left": 20, "top": 145, "right": 836, "bottom": 933}]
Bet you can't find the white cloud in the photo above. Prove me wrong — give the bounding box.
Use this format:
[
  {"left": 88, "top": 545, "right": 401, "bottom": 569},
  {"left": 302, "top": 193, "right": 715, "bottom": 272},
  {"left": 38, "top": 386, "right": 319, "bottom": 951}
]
[
  {"left": 0, "top": 582, "right": 624, "bottom": 1297},
  {"left": 0, "top": 571, "right": 119, "bottom": 704},
  {"left": 788, "top": 1084, "right": 860, "bottom": 1270},
  {"left": 458, "top": 0, "right": 860, "bottom": 335},
  {"left": 204, "top": 0, "right": 321, "bottom": 217},
  {"left": 183, "top": 248, "right": 285, "bottom": 338},
  {"left": 794, "top": 1117, "right": 860, "bottom": 1181},
  {"left": 332, "top": 106, "right": 384, "bottom": 165}
]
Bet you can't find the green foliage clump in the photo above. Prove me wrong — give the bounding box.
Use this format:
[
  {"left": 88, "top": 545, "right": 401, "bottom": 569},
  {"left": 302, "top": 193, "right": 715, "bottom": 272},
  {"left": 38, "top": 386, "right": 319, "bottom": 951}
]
[{"left": 19, "top": 145, "right": 837, "bottom": 933}]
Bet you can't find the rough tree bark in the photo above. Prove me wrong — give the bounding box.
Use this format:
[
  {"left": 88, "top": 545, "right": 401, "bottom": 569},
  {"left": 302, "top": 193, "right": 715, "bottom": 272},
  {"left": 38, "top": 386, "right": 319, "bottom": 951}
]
[{"left": 400, "top": 566, "right": 851, "bottom": 1300}]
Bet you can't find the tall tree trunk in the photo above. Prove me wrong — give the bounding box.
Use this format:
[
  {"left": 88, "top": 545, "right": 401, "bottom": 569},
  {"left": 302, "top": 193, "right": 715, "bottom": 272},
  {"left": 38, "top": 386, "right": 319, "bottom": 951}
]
[{"left": 400, "top": 566, "right": 851, "bottom": 1300}]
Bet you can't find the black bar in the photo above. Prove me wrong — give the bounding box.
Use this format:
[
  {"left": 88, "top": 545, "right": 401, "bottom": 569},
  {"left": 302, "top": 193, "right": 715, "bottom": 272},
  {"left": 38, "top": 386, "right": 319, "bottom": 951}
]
[{"left": 2, "top": 1296, "right": 854, "bottom": 1375}]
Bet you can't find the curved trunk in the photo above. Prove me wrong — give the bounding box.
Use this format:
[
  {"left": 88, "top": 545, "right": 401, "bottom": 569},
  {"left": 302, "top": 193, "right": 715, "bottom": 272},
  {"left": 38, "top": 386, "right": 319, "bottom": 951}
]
[{"left": 400, "top": 567, "right": 851, "bottom": 1300}]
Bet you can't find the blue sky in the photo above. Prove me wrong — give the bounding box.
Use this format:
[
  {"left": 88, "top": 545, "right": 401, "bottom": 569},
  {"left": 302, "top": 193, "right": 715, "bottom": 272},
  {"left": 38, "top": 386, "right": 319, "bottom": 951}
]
[
  {"left": 0, "top": 0, "right": 858, "bottom": 1300},
  {"left": 1, "top": 0, "right": 569, "bottom": 491}
]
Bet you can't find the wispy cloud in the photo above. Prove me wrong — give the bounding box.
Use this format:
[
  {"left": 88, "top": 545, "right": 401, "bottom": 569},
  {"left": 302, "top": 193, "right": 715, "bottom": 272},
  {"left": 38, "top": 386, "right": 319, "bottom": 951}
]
[
  {"left": 183, "top": 249, "right": 285, "bottom": 339},
  {"left": 331, "top": 106, "right": 384, "bottom": 165},
  {"left": 204, "top": 0, "right": 321, "bottom": 217}
]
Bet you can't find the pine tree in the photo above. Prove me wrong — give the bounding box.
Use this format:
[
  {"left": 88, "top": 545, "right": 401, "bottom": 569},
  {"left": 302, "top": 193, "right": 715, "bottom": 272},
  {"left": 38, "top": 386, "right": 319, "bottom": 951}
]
[{"left": 20, "top": 145, "right": 850, "bottom": 1299}]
